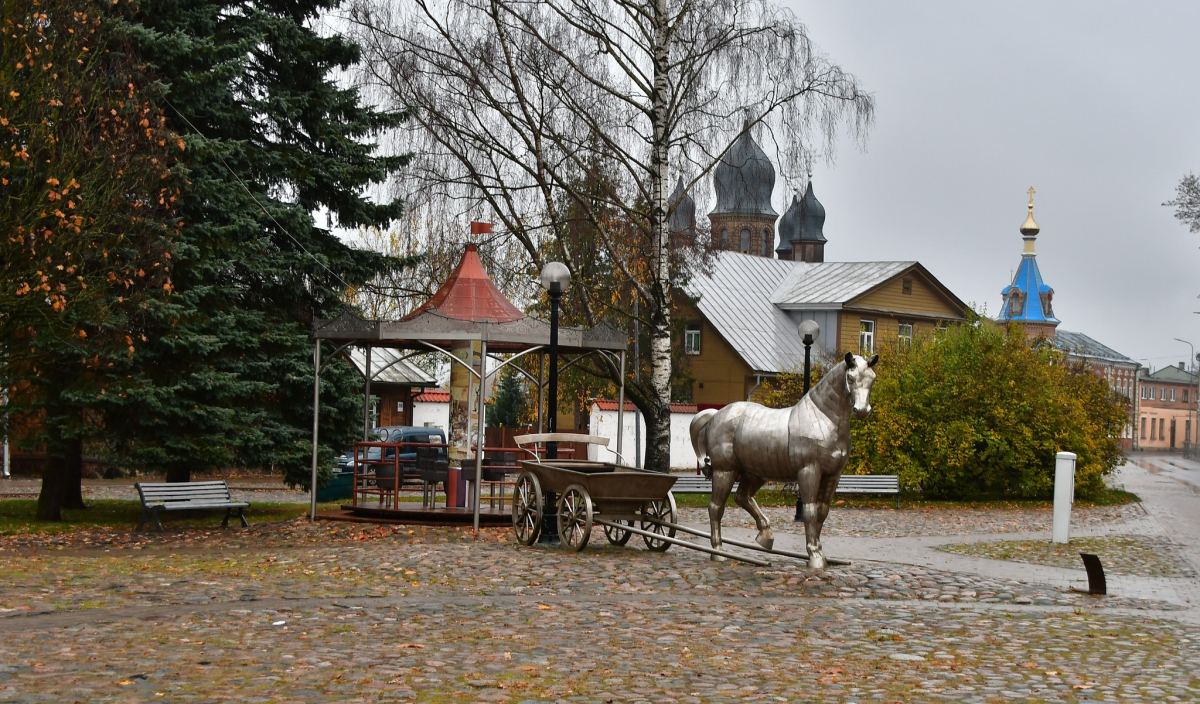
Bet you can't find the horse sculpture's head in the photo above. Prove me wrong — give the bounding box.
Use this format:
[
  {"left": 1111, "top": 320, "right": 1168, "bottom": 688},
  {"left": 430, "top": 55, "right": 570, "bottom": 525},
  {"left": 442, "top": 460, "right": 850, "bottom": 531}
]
[{"left": 843, "top": 352, "right": 879, "bottom": 419}]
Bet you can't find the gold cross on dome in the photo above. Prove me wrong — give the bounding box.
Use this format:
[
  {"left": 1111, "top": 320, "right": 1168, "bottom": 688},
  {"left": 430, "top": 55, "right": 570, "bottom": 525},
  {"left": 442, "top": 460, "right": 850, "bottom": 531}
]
[{"left": 1027, "top": 186, "right": 1036, "bottom": 206}]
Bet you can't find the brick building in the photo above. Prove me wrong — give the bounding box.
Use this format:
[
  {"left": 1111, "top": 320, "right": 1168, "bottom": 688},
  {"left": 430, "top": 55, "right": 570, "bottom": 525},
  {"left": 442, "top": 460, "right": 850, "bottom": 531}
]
[{"left": 1137, "top": 364, "right": 1197, "bottom": 452}]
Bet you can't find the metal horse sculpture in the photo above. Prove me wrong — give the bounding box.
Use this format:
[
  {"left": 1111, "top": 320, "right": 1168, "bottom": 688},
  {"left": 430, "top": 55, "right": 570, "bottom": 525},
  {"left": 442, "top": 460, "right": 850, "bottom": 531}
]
[{"left": 690, "top": 352, "right": 878, "bottom": 569}]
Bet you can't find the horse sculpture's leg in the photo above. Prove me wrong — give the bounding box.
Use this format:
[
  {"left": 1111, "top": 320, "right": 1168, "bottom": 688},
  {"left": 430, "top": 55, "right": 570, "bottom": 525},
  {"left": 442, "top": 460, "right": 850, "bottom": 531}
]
[
  {"left": 796, "top": 463, "right": 827, "bottom": 569},
  {"left": 708, "top": 468, "right": 738, "bottom": 561},
  {"left": 733, "top": 475, "right": 773, "bottom": 550},
  {"left": 808, "top": 471, "right": 843, "bottom": 558}
]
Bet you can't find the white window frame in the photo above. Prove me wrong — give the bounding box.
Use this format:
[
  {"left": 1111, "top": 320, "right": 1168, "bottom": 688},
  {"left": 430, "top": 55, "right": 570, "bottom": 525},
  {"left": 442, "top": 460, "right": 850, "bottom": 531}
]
[
  {"left": 684, "top": 323, "right": 702, "bottom": 356},
  {"left": 859, "top": 320, "right": 875, "bottom": 355},
  {"left": 1171, "top": 388, "right": 1177, "bottom": 403},
  {"left": 897, "top": 323, "right": 913, "bottom": 349}
]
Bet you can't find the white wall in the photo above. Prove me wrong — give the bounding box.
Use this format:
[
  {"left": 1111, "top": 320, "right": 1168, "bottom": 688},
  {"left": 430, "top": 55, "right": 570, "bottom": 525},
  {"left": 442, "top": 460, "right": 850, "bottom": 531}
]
[
  {"left": 588, "top": 404, "right": 698, "bottom": 471},
  {"left": 413, "top": 400, "right": 449, "bottom": 431}
]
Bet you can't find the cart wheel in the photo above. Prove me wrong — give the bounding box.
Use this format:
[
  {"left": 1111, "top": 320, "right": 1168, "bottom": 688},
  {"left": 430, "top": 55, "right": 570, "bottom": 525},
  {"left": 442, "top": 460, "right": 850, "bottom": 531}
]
[
  {"left": 557, "top": 484, "right": 593, "bottom": 552},
  {"left": 604, "top": 519, "right": 633, "bottom": 546},
  {"left": 512, "top": 471, "right": 543, "bottom": 546},
  {"left": 640, "top": 491, "right": 677, "bottom": 552}
]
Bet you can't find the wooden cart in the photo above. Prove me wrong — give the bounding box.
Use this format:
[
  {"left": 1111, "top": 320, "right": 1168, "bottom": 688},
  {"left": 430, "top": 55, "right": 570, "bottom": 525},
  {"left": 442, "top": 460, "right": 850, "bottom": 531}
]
[{"left": 509, "top": 434, "right": 845, "bottom": 568}]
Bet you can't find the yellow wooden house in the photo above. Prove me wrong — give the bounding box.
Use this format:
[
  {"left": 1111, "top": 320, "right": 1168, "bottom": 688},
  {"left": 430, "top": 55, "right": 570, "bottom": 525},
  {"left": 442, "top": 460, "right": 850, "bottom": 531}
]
[{"left": 679, "top": 252, "right": 968, "bottom": 408}]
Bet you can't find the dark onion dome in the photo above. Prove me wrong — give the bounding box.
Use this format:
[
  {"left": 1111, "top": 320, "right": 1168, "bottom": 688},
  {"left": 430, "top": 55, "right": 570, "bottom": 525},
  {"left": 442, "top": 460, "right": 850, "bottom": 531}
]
[
  {"left": 775, "top": 182, "right": 827, "bottom": 255},
  {"left": 668, "top": 176, "right": 696, "bottom": 236},
  {"left": 710, "top": 127, "right": 777, "bottom": 217}
]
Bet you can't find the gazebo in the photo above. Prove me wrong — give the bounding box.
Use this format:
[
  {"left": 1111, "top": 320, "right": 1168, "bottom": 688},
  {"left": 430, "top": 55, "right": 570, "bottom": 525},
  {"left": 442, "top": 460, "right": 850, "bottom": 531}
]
[{"left": 308, "top": 242, "right": 629, "bottom": 529}]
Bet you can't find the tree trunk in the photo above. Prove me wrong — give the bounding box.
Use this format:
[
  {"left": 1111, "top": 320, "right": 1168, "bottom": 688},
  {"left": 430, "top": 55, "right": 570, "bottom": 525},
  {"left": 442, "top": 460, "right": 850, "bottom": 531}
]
[
  {"left": 165, "top": 464, "right": 191, "bottom": 483},
  {"left": 59, "top": 436, "right": 86, "bottom": 510},
  {"left": 36, "top": 445, "right": 65, "bottom": 522},
  {"left": 643, "top": 0, "right": 673, "bottom": 473}
]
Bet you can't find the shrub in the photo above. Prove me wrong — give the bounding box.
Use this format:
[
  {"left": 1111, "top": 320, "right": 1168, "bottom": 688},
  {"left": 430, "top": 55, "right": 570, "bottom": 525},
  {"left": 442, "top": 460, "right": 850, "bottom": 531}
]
[{"left": 845, "top": 316, "right": 1128, "bottom": 500}]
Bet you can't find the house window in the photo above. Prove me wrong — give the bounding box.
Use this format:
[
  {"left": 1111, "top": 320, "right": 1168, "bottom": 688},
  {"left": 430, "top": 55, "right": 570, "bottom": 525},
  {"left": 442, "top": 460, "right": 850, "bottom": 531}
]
[
  {"left": 1151, "top": 418, "right": 1156, "bottom": 440},
  {"left": 1185, "top": 389, "right": 1190, "bottom": 403},
  {"left": 739, "top": 228, "right": 751, "bottom": 253},
  {"left": 684, "top": 323, "right": 702, "bottom": 355},
  {"left": 1188, "top": 420, "right": 1192, "bottom": 444},
  {"left": 898, "top": 323, "right": 913, "bottom": 349},
  {"left": 902, "top": 278, "right": 913, "bottom": 295},
  {"left": 859, "top": 320, "right": 875, "bottom": 354},
  {"left": 1160, "top": 418, "right": 1165, "bottom": 440},
  {"left": 1141, "top": 417, "right": 1146, "bottom": 439},
  {"left": 1171, "top": 388, "right": 1177, "bottom": 403},
  {"left": 763, "top": 229, "right": 772, "bottom": 256},
  {"left": 719, "top": 229, "right": 728, "bottom": 249},
  {"left": 1161, "top": 388, "right": 1167, "bottom": 401}
]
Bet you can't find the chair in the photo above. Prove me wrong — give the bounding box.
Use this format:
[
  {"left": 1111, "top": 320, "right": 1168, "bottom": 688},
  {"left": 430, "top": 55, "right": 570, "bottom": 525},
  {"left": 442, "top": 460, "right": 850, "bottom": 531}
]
[
  {"left": 464, "top": 451, "right": 518, "bottom": 509},
  {"left": 416, "top": 446, "right": 449, "bottom": 508}
]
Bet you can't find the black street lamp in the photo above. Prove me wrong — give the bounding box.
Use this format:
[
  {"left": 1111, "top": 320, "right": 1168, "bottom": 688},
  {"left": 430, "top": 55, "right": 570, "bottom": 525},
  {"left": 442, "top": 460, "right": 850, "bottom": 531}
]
[
  {"left": 539, "top": 261, "right": 570, "bottom": 543},
  {"left": 794, "top": 320, "right": 819, "bottom": 523}
]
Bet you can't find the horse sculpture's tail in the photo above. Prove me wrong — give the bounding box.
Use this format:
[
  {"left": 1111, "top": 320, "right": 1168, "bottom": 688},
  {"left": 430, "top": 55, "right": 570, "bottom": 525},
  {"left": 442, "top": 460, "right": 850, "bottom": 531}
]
[{"left": 689, "top": 408, "right": 718, "bottom": 480}]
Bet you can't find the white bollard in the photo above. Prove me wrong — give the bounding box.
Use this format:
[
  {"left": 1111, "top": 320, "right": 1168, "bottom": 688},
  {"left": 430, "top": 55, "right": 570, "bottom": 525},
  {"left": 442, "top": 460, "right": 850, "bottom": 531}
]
[{"left": 1052, "top": 451, "right": 1077, "bottom": 544}]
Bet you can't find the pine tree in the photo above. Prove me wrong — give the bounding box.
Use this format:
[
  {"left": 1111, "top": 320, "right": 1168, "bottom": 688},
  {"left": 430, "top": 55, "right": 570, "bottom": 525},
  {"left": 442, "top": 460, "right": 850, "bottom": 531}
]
[
  {"left": 488, "top": 369, "right": 527, "bottom": 429},
  {"left": 102, "top": 0, "right": 410, "bottom": 485}
]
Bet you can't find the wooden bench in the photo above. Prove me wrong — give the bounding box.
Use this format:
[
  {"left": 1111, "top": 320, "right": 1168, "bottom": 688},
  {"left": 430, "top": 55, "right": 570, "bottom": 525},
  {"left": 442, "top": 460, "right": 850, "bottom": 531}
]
[
  {"left": 135, "top": 480, "right": 250, "bottom": 532},
  {"left": 669, "top": 474, "right": 901, "bottom": 508},
  {"left": 835, "top": 475, "right": 901, "bottom": 508}
]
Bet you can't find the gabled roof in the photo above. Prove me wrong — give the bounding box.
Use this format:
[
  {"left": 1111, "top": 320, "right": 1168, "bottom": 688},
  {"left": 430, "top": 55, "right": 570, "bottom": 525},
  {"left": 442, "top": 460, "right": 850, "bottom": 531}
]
[
  {"left": 402, "top": 244, "right": 524, "bottom": 323},
  {"left": 686, "top": 253, "right": 964, "bottom": 373},
  {"left": 347, "top": 348, "right": 437, "bottom": 386},
  {"left": 1145, "top": 364, "right": 1195, "bottom": 383},
  {"left": 1054, "top": 330, "right": 1138, "bottom": 367},
  {"left": 686, "top": 253, "right": 806, "bottom": 372},
  {"left": 592, "top": 399, "right": 698, "bottom": 414},
  {"left": 770, "top": 260, "right": 916, "bottom": 309}
]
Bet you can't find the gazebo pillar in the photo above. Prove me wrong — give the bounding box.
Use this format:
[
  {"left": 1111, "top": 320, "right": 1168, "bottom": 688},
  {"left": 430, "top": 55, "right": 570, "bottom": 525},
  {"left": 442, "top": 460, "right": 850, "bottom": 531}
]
[{"left": 447, "top": 341, "right": 480, "bottom": 507}]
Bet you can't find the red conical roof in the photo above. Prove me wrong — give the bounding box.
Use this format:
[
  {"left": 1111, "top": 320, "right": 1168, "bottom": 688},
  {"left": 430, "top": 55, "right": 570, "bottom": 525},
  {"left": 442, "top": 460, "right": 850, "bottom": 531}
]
[{"left": 402, "top": 244, "right": 525, "bottom": 323}]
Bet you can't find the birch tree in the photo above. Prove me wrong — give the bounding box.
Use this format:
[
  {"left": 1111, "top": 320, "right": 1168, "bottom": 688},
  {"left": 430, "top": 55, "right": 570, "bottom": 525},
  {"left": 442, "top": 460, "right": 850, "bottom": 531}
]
[{"left": 348, "top": 0, "right": 873, "bottom": 469}]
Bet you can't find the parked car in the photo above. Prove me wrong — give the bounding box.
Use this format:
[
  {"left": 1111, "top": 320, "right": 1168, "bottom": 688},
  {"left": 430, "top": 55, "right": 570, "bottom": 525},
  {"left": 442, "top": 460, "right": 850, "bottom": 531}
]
[{"left": 336, "top": 426, "right": 447, "bottom": 473}]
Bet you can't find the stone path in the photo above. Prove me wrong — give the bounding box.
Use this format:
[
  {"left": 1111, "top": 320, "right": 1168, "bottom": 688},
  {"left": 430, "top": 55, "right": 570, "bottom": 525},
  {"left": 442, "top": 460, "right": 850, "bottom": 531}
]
[{"left": 0, "top": 458, "right": 1196, "bottom": 702}]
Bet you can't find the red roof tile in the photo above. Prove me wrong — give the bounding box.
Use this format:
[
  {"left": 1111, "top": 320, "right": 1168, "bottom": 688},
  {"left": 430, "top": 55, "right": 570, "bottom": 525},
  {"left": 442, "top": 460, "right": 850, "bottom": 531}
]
[
  {"left": 402, "top": 244, "right": 525, "bottom": 323},
  {"left": 592, "top": 399, "right": 698, "bottom": 414},
  {"left": 414, "top": 390, "right": 450, "bottom": 403}
]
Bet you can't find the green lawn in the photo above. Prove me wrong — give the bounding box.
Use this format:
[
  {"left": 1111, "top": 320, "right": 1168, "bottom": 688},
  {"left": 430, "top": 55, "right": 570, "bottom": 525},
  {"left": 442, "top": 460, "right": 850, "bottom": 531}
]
[{"left": 0, "top": 499, "right": 339, "bottom": 535}]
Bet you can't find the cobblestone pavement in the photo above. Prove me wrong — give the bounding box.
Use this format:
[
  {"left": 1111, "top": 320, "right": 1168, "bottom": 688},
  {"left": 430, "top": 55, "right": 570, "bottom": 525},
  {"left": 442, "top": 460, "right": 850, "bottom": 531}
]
[
  {"left": 937, "top": 536, "right": 1197, "bottom": 578},
  {"left": 0, "top": 519, "right": 1196, "bottom": 703},
  {"left": 0, "top": 465, "right": 1196, "bottom": 703},
  {"left": 677, "top": 503, "right": 1142, "bottom": 538}
]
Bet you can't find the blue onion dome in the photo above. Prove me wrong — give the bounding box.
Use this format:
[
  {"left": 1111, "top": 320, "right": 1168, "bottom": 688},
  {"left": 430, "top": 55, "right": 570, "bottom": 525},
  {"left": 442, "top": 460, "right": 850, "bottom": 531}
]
[
  {"left": 711, "top": 126, "right": 777, "bottom": 216},
  {"left": 668, "top": 176, "right": 696, "bottom": 235}
]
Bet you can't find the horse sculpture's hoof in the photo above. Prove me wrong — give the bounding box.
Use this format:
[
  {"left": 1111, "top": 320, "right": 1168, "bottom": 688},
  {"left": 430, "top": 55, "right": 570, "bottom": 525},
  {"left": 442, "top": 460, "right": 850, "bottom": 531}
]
[
  {"left": 710, "top": 553, "right": 726, "bottom": 562},
  {"left": 755, "top": 533, "right": 774, "bottom": 551},
  {"left": 807, "top": 552, "right": 827, "bottom": 570}
]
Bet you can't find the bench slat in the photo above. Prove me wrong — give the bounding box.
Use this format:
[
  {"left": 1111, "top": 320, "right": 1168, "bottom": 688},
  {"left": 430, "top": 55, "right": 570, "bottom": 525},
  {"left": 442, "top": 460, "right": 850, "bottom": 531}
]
[{"left": 149, "top": 502, "right": 250, "bottom": 510}]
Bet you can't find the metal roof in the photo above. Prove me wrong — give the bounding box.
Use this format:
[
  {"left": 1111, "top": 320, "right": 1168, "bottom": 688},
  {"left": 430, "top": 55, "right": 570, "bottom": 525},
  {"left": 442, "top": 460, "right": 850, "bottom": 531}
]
[
  {"left": 347, "top": 347, "right": 437, "bottom": 386},
  {"left": 769, "top": 260, "right": 916, "bottom": 308},
  {"left": 687, "top": 253, "right": 803, "bottom": 372},
  {"left": 1144, "top": 364, "right": 1194, "bottom": 382},
  {"left": 687, "top": 253, "right": 963, "bottom": 373},
  {"left": 998, "top": 254, "right": 1058, "bottom": 323},
  {"left": 1053, "top": 330, "right": 1138, "bottom": 367}
]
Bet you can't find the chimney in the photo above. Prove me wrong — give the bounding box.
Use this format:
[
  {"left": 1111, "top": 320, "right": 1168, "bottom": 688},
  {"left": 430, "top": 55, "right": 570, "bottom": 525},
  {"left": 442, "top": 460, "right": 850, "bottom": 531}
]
[{"left": 1180, "top": 362, "right": 1186, "bottom": 370}]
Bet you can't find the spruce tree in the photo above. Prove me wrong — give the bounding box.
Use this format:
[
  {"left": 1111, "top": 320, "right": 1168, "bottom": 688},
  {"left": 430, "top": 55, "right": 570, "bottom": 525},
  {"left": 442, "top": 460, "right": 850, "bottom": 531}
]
[{"left": 106, "top": 0, "right": 409, "bottom": 485}]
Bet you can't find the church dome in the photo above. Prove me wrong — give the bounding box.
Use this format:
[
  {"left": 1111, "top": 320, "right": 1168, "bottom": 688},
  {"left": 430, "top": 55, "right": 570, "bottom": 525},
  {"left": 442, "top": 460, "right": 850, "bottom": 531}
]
[
  {"left": 668, "top": 176, "right": 696, "bottom": 236},
  {"left": 775, "top": 182, "right": 826, "bottom": 255},
  {"left": 710, "top": 127, "right": 777, "bottom": 217}
]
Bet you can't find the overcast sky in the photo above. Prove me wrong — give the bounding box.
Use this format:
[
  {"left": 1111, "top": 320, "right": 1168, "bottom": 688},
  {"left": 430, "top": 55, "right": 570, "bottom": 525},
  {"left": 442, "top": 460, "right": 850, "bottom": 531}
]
[{"left": 776, "top": 1, "right": 1200, "bottom": 370}]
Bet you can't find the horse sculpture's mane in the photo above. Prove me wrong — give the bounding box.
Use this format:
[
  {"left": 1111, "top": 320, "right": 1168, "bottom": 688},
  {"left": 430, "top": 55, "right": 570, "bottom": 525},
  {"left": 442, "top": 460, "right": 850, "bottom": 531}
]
[{"left": 796, "top": 360, "right": 848, "bottom": 411}]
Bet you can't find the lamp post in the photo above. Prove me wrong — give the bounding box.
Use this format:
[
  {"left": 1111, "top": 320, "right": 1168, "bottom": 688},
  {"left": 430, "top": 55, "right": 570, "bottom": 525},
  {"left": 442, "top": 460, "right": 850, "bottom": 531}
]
[
  {"left": 794, "top": 320, "right": 819, "bottom": 522},
  {"left": 539, "top": 261, "right": 571, "bottom": 543},
  {"left": 1176, "top": 338, "right": 1195, "bottom": 454}
]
